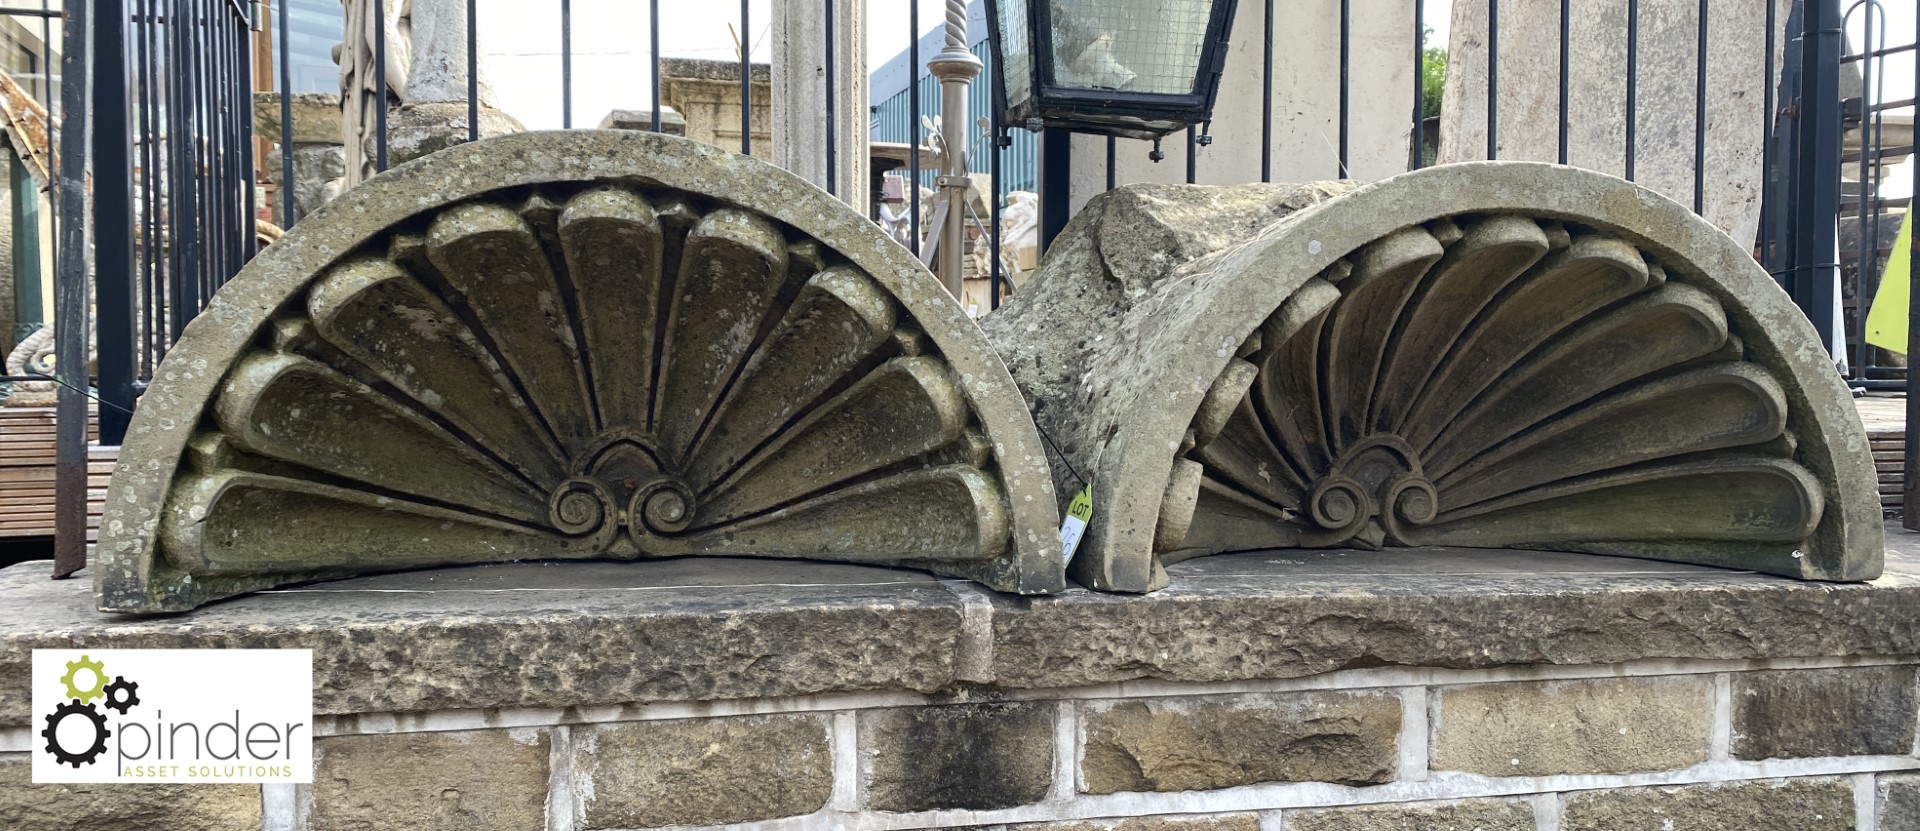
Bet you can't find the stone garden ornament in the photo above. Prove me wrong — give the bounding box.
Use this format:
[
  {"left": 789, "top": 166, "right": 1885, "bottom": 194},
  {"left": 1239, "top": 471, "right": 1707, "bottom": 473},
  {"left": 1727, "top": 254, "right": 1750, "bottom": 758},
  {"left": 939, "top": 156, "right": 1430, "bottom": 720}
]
[
  {"left": 95, "top": 131, "right": 1063, "bottom": 612},
  {"left": 985, "top": 163, "right": 1883, "bottom": 592}
]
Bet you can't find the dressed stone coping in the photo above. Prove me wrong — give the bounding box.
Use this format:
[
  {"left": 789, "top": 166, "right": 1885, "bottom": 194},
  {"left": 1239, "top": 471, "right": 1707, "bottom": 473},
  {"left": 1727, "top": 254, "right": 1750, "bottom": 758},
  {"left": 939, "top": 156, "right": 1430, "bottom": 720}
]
[{"left": 5, "top": 531, "right": 1920, "bottom": 730}]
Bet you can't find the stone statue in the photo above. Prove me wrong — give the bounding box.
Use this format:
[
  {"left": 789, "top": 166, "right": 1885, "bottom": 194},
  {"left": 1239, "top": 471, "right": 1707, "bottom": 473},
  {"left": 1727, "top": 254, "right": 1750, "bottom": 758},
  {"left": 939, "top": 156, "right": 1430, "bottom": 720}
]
[
  {"left": 339, "top": 0, "right": 521, "bottom": 182},
  {"left": 338, "top": 0, "right": 410, "bottom": 186},
  {"left": 93, "top": 131, "right": 1062, "bottom": 613},
  {"left": 1, "top": 323, "right": 54, "bottom": 407}
]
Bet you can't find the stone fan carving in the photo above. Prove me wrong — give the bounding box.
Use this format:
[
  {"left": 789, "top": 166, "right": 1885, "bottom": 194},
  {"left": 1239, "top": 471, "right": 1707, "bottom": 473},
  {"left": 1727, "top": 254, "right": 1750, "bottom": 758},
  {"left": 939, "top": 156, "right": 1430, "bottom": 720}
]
[
  {"left": 97, "top": 131, "right": 1062, "bottom": 612},
  {"left": 986, "top": 163, "right": 1880, "bottom": 592},
  {"left": 1176, "top": 216, "right": 1821, "bottom": 562}
]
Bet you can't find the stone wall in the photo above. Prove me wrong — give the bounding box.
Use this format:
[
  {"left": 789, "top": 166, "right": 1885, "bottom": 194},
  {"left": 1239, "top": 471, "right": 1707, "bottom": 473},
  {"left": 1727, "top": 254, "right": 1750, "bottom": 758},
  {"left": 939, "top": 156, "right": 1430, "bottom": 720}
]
[
  {"left": 4, "top": 658, "right": 1917, "bottom": 829},
  {"left": 5, "top": 540, "right": 1920, "bottom": 830}
]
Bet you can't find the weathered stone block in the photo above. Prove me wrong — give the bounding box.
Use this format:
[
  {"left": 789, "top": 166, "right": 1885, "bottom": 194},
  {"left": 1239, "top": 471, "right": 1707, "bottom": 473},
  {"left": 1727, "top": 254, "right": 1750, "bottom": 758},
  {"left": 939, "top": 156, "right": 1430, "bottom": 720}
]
[
  {"left": 1732, "top": 666, "right": 1917, "bottom": 759},
  {"left": 308, "top": 729, "right": 549, "bottom": 831},
  {"left": 985, "top": 163, "right": 1883, "bottom": 593},
  {"left": 253, "top": 91, "right": 344, "bottom": 144},
  {"left": 861, "top": 702, "right": 1055, "bottom": 812},
  {"left": 96, "top": 129, "right": 1062, "bottom": 614},
  {"left": 1080, "top": 692, "right": 1400, "bottom": 794},
  {"left": 0, "top": 754, "right": 261, "bottom": 831},
  {"left": 1432, "top": 675, "right": 1712, "bottom": 775},
  {"left": 1881, "top": 772, "right": 1920, "bottom": 831},
  {"left": 1560, "top": 779, "right": 1854, "bottom": 831},
  {"left": 1285, "top": 799, "right": 1534, "bottom": 831},
  {"left": 576, "top": 714, "right": 832, "bottom": 828}
]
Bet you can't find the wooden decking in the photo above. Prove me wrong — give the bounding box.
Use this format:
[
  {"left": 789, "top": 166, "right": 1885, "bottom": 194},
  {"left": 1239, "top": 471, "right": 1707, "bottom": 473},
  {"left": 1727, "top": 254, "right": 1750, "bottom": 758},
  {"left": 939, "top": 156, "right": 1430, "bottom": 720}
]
[
  {"left": 0, "top": 407, "right": 108, "bottom": 541},
  {"left": 1858, "top": 396, "right": 1907, "bottom": 511}
]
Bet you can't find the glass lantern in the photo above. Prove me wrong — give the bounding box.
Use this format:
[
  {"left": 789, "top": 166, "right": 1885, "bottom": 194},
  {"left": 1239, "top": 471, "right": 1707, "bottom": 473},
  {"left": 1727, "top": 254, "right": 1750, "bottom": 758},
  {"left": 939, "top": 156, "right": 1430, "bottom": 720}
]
[{"left": 986, "top": 0, "right": 1241, "bottom": 141}]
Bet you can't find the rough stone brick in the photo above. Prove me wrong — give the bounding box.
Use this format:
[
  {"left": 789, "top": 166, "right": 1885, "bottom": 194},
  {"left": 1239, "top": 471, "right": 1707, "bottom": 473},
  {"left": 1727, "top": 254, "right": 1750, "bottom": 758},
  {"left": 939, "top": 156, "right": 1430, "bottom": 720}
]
[
  {"left": 577, "top": 713, "right": 832, "bottom": 828},
  {"left": 0, "top": 753, "right": 261, "bottom": 831},
  {"left": 861, "top": 702, "right": 1055, "bottom": 812},
  {"left": 1080, "top": 691, "right": 1400, "bottom": 794},
  {"left": 309, "top": 728, "right": 549, "bottom": 831},
  {"left": 1560, "top": 779, "right": 1854, "bottom": 830},
  {"left": 1431, "top": 675, "right": 1712, "bottom": 775},
  {"left": 1883, "top": 773, "right": 1920, "bottom": 831},
  {"left": 1285, "top": 798, "right": 1534, "bottom": 830},
  {"left": 1732, "top": 666, "right": 1917, "bottom": 759}
]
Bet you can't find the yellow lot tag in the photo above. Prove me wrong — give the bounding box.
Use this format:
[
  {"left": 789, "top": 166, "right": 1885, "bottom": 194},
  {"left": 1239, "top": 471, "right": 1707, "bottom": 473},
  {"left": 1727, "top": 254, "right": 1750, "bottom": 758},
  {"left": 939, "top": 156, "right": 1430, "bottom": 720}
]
[{"left": 1060, "top": 486, "right": 1093, "bottom": 564}]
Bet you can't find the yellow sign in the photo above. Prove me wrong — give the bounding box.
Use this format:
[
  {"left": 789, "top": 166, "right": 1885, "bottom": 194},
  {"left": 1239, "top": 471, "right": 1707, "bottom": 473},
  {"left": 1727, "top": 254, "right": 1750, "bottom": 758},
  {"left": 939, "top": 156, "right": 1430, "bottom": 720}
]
[{"left": 1866, "top": 208, "right": 1916, "bottom": 354}]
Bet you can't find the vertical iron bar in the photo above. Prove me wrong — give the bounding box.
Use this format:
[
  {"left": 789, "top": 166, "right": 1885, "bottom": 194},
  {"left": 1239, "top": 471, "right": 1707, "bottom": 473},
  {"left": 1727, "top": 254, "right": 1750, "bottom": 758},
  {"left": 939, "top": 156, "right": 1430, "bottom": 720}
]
[
  {"left": 1486, "top": 0, "right": 1498, "bottom": 159},
  {"left": 240, "top": 6, "right": 256, "bottom": 265},
  {"left": 1791, "top": 0, "right": 1841, "bottom": 353},
  {"left": 909, "top": 0, "right": 920, "bottom": 249},
  {"left": 1626, "top": 0, "right": 1638, "bottom": 179},
  {"left": 990, "top": 132, "right": 1006, "bottom": 307},
  {"left": 990, "top": 125, "right": 1002, "bottom": 310},
  {"left": 96, "top": 0, "right": 136, "bottom": 443},
  {"left": 1904, "top": 0, "right": 1920, "bottom": 527},
  {"left": 1338, "top": 0, "right": 1349, "bottom": 175},
  {"left": 1558, "top": 0, "right": 1569, "bottom": 164},
  {"left": 650, "top": 0, "right": 661, "bottom": 132},
  {"left": 1760, "top": 0, "right": 1776, "bottom": 268},
  {"left": 825, "top": 0, "right": 837, "bottom": 196},
  {"left": 561, "top": 0, "right": 572, "bottom": 128},
  {"left": 192, "top": 0, "right": 209, "bottom": 308},
  {"left": 1186, "top": 126, "right": 1197, "bottom": 183},
  {"left": 1411, "top": 0, "right": 1424, "bottom": 169},
  {"left": 1039, "top": 128, "right": 1069, "bottom": 250},
  {"left": 136, "top": 0, "right": 156, "bottom": 371},
  {"left": 277, "top": 0, "right": 292, "bottom": 224},
  {"left": 186, "top": 0, "right": 204, "bottom": 318},
  {"left": 374, "top": 0, "right": 387, "bottom": 171},
  {"left": 1261, "top": 0, "right": 1272, "bottom": 181},
  {"left": 468, "top": 0, "right": 478, "bottom": 140},
  {"left": 169, "top": 0, "right": 189, "bottom": 340},
  {"left": 989, "top": 16, "right": 1005, "bottom": 310},
  {"left": 1105, "top": 136, "right": 1115, "bottom": 191},
  {"left": 739, "top": 0, "right": 750, "bottom": 155},
  {"left": 1856, "top": 0, "right": 1873, "bottom": 342},
  {"left": 38, "top": 0, "right": 51, "bottom": 285},
  {"left": 1693, "top": 0, "right": 1708, "bottom": 214},
  {"left": 52, "top": 0, "right": 92, "bottom": 577}
]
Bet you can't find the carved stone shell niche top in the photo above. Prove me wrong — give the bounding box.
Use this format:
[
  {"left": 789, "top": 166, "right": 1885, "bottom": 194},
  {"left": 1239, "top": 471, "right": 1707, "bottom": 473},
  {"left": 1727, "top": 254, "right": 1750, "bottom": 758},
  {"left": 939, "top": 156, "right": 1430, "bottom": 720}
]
[
  {"left": 984, "top": 162, "right": 1883, "bottom": 592},
  {"left": 96, "top": 131, "right": 1063, "bottom": 613}
]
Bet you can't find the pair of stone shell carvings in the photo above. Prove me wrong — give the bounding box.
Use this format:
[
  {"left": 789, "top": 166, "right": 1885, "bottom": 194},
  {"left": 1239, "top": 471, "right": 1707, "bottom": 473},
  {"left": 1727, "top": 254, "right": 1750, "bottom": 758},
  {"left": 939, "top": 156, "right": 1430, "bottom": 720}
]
[{"left": 94, "top": 132, "right": 1881, "bottom": 612}]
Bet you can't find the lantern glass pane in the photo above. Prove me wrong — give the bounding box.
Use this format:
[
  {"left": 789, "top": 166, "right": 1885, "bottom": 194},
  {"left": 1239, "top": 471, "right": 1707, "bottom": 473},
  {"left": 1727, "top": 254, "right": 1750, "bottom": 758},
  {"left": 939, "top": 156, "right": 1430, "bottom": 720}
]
[
  {"left": 1046, "top": 0, "right": 1213, "bottom": 95},
  {"left": 997, "top": 0, "right": 1034, "bottom": 107}
]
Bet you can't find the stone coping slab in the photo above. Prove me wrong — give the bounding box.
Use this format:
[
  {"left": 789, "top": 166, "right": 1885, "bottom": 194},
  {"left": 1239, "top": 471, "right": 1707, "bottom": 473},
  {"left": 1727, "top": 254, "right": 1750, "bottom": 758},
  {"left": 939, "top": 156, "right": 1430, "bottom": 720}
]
[{"left": 4, "top": 528, "right": 1920, "bottom": 727}]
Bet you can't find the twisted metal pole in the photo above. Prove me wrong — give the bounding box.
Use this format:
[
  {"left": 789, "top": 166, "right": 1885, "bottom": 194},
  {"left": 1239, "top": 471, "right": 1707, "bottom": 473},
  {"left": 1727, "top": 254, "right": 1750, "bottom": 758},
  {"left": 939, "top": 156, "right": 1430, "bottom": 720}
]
[{"left": 926, "top": 0, "right": 981, "bottom": 301}]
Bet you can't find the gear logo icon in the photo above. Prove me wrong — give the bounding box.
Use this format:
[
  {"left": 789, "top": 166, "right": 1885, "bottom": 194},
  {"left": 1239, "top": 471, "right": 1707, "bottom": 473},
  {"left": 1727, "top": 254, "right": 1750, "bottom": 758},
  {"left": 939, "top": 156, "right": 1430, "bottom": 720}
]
[
  {"left": 60, "top": 655, "right": 107, "bottom": 703},
  {"left": 103, "top": 676, "right": 140, "bottom": 714},
  {"left": 41, "top": 700, "right": 110, "bottom": 767}
]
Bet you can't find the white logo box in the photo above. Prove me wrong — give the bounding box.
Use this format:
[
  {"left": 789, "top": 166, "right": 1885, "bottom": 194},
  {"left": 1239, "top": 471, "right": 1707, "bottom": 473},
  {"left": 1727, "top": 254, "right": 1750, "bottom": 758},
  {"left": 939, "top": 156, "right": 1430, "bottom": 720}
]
[{"left": 32, "top": 648, "right": 313, "bottom": 784}]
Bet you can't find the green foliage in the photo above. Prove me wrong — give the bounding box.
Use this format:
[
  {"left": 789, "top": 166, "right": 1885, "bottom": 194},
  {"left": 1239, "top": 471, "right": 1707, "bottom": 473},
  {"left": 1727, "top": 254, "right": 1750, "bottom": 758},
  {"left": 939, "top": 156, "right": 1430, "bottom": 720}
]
[{"left": 1421, "top": 30, "right": 1447, "bottom": 119}]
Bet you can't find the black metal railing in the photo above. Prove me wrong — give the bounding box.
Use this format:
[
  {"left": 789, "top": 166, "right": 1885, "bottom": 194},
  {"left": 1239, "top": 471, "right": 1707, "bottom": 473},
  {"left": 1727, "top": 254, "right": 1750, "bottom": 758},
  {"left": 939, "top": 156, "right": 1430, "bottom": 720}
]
[{"left": 88, "top": 0, "right": 255, "bottom": 443}]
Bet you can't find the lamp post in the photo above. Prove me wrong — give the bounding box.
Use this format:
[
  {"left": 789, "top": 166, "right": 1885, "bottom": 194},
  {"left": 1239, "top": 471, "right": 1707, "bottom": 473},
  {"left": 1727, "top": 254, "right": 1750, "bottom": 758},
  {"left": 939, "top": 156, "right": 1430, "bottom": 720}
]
[
  {"left": 984, "top": 0, "right": 1240, "bottom": 154},
  {"left": 927, "top": 0, "right": 982, "bottom": 301}
]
